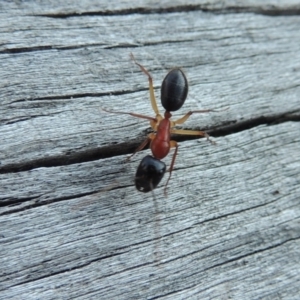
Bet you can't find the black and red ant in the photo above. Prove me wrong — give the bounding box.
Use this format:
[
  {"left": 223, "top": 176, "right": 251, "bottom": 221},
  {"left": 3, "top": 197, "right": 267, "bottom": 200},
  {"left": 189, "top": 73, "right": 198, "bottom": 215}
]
[{"left": 104, "top": 54, "right": 225, "bottom": 195}]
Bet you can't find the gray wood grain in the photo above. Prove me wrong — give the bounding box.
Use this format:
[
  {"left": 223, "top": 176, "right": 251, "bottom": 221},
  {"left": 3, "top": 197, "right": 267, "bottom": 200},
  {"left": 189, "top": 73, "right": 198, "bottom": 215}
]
[
  {"left": 1, "top": 9, "right": 300, "bottom": 168},
  {"left": 2, "top": 0, "right": 300, "bottom": 16},
  {"left": 1, "top": 1, "right": 300, "bottom": 299},
  {"left": 1, "top": 123, "right": 300, "bottom": 299}
]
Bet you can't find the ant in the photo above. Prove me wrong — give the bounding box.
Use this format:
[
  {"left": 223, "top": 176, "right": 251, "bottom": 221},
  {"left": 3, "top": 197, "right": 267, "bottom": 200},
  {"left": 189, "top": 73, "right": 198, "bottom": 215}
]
[{"left": 104, "top": 54, "right": 224, "bottom": 195}]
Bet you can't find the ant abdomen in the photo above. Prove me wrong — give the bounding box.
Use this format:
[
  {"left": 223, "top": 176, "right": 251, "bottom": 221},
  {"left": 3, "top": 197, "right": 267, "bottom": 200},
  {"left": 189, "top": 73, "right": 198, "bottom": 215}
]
[{"left": 161, "top": 69, "right": 188, "bottom": 112}]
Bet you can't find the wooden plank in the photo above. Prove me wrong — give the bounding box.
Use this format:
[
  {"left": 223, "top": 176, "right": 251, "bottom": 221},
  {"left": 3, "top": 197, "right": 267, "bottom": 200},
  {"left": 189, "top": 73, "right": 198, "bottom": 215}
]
[
  {"left": 1, "top": 122, "right": 300, "bottom": 299},
  {"left": 2, "top": 0, "right": 300, "bottom": 16},
  {"left": 1, "top": 10, "right": 300, "bottom": 168},
  {"left": 1, "top": 1, "right": 300, "bottom": 299}
]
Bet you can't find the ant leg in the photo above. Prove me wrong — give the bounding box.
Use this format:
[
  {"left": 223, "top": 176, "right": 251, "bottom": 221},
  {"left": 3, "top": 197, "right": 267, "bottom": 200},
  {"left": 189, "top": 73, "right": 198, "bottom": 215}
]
[
  {"left": 126, "top": 133, "right": 156, "bottom": 161},
  {"left": 126, "top": 138, "right": 149, "bottom": 161},
  {"left": 102, "top": 108, "right": 156, "bottom": 123},
  {"left": 130, "top": 53, "right": 160, "bottom": 116},
  {"left": 172, "top": 109, "right": 224, "bottom": 126},
  {"left": 164, "top": 140, "right": 178, "bottom": 197},
  {"left": 170, "top": 128, "right": 216, "bottom": 145}
]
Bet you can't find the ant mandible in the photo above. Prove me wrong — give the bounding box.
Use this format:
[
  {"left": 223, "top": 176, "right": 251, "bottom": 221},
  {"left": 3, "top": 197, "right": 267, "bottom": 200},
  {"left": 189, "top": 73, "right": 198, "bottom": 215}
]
[{"left": 104, "top": 53, "right": 222, "bottom": 195}]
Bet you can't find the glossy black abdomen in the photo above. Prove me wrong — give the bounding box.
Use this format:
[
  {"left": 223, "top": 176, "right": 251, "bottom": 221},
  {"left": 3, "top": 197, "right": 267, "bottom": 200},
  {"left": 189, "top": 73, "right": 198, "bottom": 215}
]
[{"left": 161, "top": 68, "right": 188, "bottom": 112}]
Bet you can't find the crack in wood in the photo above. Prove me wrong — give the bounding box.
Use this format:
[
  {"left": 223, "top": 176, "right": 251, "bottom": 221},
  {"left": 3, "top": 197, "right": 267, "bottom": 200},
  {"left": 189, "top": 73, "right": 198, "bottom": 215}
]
[
  {"left": 0, "top": 112, "right": 299, "bottom": 174},
  {"left": 34, "top": 5, "right": 300, "bottom": 19}
]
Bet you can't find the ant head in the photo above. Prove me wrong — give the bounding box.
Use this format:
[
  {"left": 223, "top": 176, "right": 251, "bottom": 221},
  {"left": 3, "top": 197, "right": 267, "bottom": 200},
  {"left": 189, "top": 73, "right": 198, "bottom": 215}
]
[{"left": 135, "top": 155, "right": 166, "bottom": 193}]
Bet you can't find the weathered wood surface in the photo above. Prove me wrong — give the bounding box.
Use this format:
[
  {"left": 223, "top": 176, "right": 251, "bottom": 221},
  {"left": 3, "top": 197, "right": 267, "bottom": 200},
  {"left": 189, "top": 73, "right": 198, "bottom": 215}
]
[{"left": 1, "top": 1, "right": 300, "bottom": 299}]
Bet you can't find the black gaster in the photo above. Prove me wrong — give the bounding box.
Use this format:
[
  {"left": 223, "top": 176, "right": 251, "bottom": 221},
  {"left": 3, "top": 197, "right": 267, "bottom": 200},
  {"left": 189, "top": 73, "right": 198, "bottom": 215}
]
[
  {"left": 135, "top": 155, "right": 166, "bottom": 193},
  {"left": 161, "top": 68, "right": 188, "bottom": 112}
]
